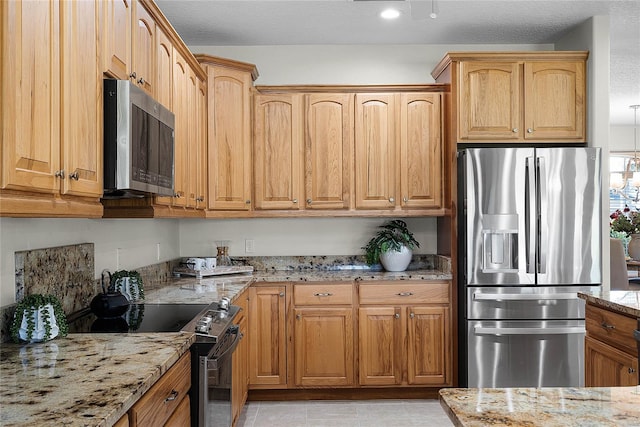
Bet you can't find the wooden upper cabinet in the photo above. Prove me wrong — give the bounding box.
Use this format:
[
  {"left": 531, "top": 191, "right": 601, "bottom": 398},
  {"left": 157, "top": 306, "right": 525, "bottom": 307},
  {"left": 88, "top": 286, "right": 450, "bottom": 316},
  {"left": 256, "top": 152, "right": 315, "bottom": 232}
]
[
  {"left": 60, "top": 0, "right": 103, "bottom": 198},
  {"left": 196, "top": 78, "right": 208, "bottom": 210},
  {"left": 399, "top": 93, "right": 442, "bottom": 209},
  {"left": 355, "top": 94, "right": 397, "bottom": 210},
  {"left": 254, "top": 94, "right": 304, "bottom": 210},
  {"left": 204, "top": 65, "right": 254, "bottom": 211},
  {"left": 1, "top": 0, "right": 61, "bottom": 194},
  {"left": 155, "top": 26, "right": 173, "bottom": 109},
  {"left": 102, "top": 0, "right": 131, "bottom": 80},
  {"left": 171, "top": 49, "right": 188, "bottom": 207},
  {"left": 524, "top": 61, "right": 585, "bottom": 140},
  {"left": 305, "top": 94, "right": 354, "bottom": 210},
  {"left": 131, "top": 0, "right": 154, "bottom": 96},
  {"left": 458, "top": 61, "right": 521, "bottom": 141}
]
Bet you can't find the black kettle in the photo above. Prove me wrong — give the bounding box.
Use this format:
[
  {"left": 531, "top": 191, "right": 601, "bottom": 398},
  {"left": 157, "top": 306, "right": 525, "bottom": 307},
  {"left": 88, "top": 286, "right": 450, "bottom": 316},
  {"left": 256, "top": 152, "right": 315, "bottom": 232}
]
[{"left": 90, "top": 270, "right": 129, "bottom": 318}]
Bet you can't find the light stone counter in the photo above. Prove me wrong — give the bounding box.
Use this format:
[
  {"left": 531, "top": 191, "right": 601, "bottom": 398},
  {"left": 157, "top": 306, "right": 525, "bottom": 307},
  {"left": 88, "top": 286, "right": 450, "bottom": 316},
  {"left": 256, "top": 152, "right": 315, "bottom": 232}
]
[
  {"left": 439, "top": 386, "right": 640, "bottom": 427},
  {"left": 578, "top": 289, "right": 640, "bottom": 318},
  {"left": 0, "top": 332, "right": 195, "bottom": 426}
]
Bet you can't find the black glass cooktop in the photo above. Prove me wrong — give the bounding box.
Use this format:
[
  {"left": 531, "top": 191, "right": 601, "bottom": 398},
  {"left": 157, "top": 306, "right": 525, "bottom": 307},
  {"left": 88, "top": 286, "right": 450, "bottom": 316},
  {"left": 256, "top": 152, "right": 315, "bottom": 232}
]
[{"left": 67, "top": 303, "right": 209, "bottom": 333}]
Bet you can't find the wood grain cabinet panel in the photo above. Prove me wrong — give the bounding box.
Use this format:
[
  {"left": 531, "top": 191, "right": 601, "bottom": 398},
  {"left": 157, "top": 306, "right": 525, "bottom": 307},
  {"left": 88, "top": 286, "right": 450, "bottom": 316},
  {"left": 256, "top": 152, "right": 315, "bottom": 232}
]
[
  {"left": 232, "top": 289, "right": 249, "bottom": 425},
  {"left": 102, "top": 0, "right": 131, "bottom": 80},
  {"left": 407, "top": 305, "right": 450, "bottom": 385},
  {"left": 359, "top": 306, "right": 403, "bottom": 386},
  {"left": 249, "top": 285, "right": 288, "bottom": 387},
  {"left": 155, "top": 26, "right": 173, "bottom": 109},
  {"left": 131, "top": 0, "right": 155, "bottom": 96},
  {"left": 254, "top": 94, "right": 304, "bottom": 210},
  {"left": 305, "top": 94, "right": 354, "bottom": 210}
]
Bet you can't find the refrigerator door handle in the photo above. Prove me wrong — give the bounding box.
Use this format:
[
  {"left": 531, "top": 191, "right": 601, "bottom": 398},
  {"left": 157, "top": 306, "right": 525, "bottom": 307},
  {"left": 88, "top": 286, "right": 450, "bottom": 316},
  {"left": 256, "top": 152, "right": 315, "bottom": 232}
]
[
  {"left": 525, "top": 156, "right": 536, "bottom": 274},
  {"left": 472, "top": 292, "right": 578, "bottom": 301},
  {"left": 537, "top": 156, "right": 547, "bottom": 274},
  {"left": 474, "top": 326, "right": 585, "bottom": 335}
]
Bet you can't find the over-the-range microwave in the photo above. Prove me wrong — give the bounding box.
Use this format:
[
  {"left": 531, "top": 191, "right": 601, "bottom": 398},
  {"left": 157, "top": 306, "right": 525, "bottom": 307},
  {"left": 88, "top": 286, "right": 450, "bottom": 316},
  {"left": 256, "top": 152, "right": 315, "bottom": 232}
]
[{"left": 103, "top": 79, "right": 175, "bottom": 198}]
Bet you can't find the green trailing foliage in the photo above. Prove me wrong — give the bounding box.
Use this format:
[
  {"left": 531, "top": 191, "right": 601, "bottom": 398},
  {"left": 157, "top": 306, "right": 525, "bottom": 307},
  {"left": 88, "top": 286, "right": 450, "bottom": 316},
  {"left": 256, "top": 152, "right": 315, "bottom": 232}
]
[
  {"left": 362, "top": 219, "right": 420, "bottom": 265},
  {"left": 110, "top": 269, "right": 144, "bottom": 300},
  {"left": 10, "top": 294, "right": 68, "bottom": 343}
]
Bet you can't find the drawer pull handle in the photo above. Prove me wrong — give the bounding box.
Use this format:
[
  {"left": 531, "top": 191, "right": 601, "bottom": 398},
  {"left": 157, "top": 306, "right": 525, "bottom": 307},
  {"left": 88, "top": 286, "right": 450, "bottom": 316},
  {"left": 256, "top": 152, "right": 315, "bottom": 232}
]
[
  {"left": 600, "top": 321, "right": 616, "bottom": 330},
  {"left": 397, "top": 292, "right": 413, "bottom": 297},
  {"left": 314, "top": 293, "right": 333, "bottom": 297},
  {"left": 165, "top": 390, "right": 179, "bottom": 403}
]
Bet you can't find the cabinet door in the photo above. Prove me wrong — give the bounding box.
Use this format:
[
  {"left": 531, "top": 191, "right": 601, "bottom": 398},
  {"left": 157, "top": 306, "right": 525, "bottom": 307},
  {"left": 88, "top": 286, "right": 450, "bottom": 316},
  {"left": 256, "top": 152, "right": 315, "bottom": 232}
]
[
  {"left": 166, "top": 49, "right": 188, "bottom": 207},
  {"left": 585, "top": 336, "right": 639, "bottom": 387},
  {"left": 358, "top": 306, "right": 402, "bottom": 385},
  {"left": 294, "top": 307, "right": 354, "bottom": 386},
  {"left": 131, "top": 1, "right": 154, "bottom": 95},
  {"left": 102, "top": 0, "right": 131, "bottom": 80},
  {"left": 196, "top": 78, "right": 208, "bottom": 209},
  {"left": 249, "top": 286, "right": 287, "bottom": 386},
  {"left": 304, "top": 94, "right": 353, "bottom": 210},
  {"left": 254, "top": 94, "right": 304, "bottom": 210},
  {"left": 186, "top": 69, "right": 198, "bottom": 208},
  {"left": 399, "top": 93, "right": 442, "bottom": 209},
  {"left": 60, "top": 0, "right": 103, "bottom": 197},
  {"left": 155, "top": 26, "right": 172, "bottom": 109},
  {"left": 407, "top": 306, "right": 450, "bottom": 385},
  {"left": 1, "top": 0, "right": 60, "bottom": 193},
  {"left": 207, "top": 67, "right": 253, "bottom": 210},
  {"left": 458, "top": 61, "right": 521, "bottom": 141},
  {"left": 524, "top": 61, "right": 585, "bottom": 141},
  {"left": 355, "top": 94, "right": 397, "bottom": 209},
  {"left": 232, "top": 290, "right": 249, "bottom": 425}
]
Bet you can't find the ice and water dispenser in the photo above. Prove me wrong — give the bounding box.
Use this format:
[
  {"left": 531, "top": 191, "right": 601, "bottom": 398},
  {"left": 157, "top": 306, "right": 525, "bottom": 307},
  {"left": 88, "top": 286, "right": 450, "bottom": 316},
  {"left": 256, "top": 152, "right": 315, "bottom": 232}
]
[{"left": 481, "top": 214, "right": 519, "bottom": 273}]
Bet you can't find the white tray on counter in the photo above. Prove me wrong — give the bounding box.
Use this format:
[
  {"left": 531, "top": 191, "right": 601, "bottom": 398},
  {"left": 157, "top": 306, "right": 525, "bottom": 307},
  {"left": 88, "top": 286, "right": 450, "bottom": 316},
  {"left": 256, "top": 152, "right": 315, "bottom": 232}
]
[{"left": 173, "top": 265, "right": 254, "bottom": 278}]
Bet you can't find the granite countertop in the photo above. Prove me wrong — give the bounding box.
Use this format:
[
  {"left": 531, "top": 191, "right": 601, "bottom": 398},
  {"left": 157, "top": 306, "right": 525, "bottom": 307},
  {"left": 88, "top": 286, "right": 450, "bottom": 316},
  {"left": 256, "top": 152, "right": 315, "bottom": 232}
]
[
  {"left": 0, "top": 332, "right": 195, "bottom": 426},
  {"left": 578, "top": 289, "right": 640, "bottom": 318},
  {"left": 439, "top": 386, "right": 640, "bottom": 427}
]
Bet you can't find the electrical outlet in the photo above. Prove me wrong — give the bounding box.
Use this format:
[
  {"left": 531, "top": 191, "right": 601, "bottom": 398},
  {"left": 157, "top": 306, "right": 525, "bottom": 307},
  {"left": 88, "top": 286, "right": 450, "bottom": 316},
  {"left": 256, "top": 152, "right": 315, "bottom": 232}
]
[
  {"left": 245, "top": 239, "right": 255, "bottom": 253},
  {"left": 156, "top": 243, "right": 161, "bottom": 261}
]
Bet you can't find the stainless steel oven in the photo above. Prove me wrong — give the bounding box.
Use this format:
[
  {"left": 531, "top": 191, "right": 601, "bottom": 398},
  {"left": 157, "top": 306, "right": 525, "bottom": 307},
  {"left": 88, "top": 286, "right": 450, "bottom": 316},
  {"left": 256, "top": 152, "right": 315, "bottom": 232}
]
[{"left": 182, "top": 298, "right": 242, "bottom": 427}]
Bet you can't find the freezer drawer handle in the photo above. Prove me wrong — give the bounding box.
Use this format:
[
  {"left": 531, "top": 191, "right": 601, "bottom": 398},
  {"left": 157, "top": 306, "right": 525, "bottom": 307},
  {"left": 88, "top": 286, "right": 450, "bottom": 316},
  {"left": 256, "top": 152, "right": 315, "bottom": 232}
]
[
  {"left": 474, "top": 326, "right": 585, "bottom": 335},
  {"left": 473, "top": 292, "right": 577, "bottom": 301}
]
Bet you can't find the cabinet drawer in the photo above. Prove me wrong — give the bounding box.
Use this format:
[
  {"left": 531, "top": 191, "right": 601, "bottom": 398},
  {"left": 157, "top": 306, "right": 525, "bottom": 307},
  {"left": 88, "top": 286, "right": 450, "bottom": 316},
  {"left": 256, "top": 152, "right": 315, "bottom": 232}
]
[
  {"left": 359, "top": 281, "right": 449, "bottom": 305},
  {"left": 130, "top": 352, "right": 191, "bottom": 426},
  {"left": 294, "top": 284, "right": 353, "bottom": 305},
  {"left": 586, "top": 304, "right": 638, "bottom": 356}
]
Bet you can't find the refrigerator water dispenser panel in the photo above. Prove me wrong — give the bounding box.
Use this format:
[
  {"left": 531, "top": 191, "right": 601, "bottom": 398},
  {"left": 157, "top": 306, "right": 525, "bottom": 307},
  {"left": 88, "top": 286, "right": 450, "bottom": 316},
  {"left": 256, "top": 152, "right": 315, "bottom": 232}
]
[{"left": 481, "top": 214, "right": 518, "bottom": 273}]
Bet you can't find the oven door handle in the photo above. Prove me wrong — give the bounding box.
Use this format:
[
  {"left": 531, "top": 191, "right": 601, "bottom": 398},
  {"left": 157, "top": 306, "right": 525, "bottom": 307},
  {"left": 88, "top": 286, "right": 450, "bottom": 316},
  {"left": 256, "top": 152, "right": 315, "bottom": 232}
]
[
  {"left": 206, "top": 329, "right": 243, "bottom": 371},
  {"left": 474, "top": 326, "right": 585, "bottom": 335},
  {"left": 473, "top": 292, "right": 577, "bottom": 301}
]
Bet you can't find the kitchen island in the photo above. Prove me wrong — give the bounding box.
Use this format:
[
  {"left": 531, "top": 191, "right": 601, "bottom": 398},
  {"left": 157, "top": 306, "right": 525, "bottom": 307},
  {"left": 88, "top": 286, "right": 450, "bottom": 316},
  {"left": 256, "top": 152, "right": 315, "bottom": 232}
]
[
  {"left": 0, "top": 332, "right": 194, "bottom": 426},
  {"left": 439, "top": 386, "right": 640, "bottom": 427}
]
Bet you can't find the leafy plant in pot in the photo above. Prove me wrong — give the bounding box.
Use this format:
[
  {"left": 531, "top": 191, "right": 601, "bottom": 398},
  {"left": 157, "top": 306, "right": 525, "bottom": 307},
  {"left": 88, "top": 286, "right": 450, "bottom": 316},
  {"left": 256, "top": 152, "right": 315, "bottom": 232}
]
[
  {"left": 110, "top": 270, "right": 144, "bottom": 302},
  {"left": 10, "top": 294, "right": 68, "bottom": 343},
  {"left": 362, "top": 220, "right": 420, "bottom": 272}
]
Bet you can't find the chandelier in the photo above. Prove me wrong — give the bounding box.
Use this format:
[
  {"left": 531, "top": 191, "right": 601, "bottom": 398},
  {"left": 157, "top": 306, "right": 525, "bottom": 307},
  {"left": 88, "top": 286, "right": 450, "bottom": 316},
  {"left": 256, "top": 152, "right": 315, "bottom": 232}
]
[{"left": 611, "top": 105, "right": 640, "bottom": 199}]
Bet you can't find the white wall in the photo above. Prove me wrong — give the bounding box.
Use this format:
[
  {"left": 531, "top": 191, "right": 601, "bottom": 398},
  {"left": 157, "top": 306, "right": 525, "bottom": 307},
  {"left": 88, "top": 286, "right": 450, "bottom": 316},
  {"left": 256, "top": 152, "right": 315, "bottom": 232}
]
[
  {"left": 0, "top": 218, "right": 180, "bottom": 306},
  {"left": 610, "top": 125, "right": 636, "bottom": 151},
  {"left": 179, "top": 217, "right": 437, "bottom": 257}
]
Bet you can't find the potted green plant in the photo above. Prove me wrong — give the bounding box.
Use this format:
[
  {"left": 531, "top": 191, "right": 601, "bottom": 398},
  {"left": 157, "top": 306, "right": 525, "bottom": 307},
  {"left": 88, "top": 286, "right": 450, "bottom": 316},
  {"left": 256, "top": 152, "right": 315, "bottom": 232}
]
[
  {"left": 110, "top": 270, "right": 144, "bottom": 301},
  {"left": 10, "top": 294, "right": 68, "bottom": 343},
  {"left": 362, "top": 219, "right": 420, "bottom": 271}
]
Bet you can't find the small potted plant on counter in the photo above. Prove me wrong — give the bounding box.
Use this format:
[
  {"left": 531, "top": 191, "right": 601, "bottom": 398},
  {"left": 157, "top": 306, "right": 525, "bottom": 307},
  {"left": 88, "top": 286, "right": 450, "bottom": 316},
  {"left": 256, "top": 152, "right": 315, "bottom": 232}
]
[
  {"left": 10, "top": 294, "right": 68, "bottom": 343},
  {"left": 111, "top": 269, "right": 144, "bottom": 302},
  {"left": 362, "top": 219, "right": 420, "bottom": 272}
]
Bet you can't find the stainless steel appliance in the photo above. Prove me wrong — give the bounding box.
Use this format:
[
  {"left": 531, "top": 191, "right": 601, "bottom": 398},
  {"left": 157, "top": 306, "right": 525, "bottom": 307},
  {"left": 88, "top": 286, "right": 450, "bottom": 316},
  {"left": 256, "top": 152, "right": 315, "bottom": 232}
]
[
  {"left": 458, "top": 147, "right": 601, "bottom": 388},
  {"left": 103, "top": 79, "right": 175, "bottom": 198},
  {"left": 182, "top": 297, "right": 242, "bottom": 427}
]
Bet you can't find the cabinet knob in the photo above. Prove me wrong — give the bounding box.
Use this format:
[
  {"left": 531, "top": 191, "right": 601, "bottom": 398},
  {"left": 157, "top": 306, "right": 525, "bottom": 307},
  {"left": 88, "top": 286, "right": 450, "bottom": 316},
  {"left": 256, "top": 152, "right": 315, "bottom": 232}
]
[
  {"left": 410, "top": 312, "right": 415, "bottom": 318},
  {"left": 138, "top": 77, "right": 145, "bottom": 85},
  {"left": 196, "top": 196, "right": 204, "bottom": 202},
  {"left": 403, "top": 197, "right": 408, "bottom": 203},
  {"left": 306, "top": 198, "right": 312, "bottom": 204},
  {"left": 54, "top": 169, "right": 65, "bottom": 179},
  {"left": 129, "top": 72, "right": 137, "bottom": 80},
  {"left": 292, "top": 199, "right": 298, "bottom": 204},
  {"left": 174, "top": 192, "right": 182, "bottom": 198},
  {"left": 389, "top": 197, "right": 395, "bottom": 203},
  {"left": 69, "top": 171, "right": 79, "bottom": 181},
  {"left": 245, "top": 200, "right": 251, "bottom": 205},
  {"left": 512, "top": 128, "right": 518, "bottom": 133},
  {"left": 279, "top": 292, "right": 285, "bottom": 297},
  {"left": 394, "top": 313, "right": 400, "bottom": 319},
  {"left": 527, "top": 128, "right": 534, "bottom": 134},
  {"left": 296, "top": 314, "right": 301, "bottom": 320}
]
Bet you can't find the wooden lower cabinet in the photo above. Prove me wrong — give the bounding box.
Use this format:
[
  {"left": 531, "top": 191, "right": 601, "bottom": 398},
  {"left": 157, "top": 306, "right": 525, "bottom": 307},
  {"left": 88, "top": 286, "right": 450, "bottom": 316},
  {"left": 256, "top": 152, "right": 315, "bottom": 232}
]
[
  {"left": 128, "top": 352, "right": 191, "bottom": 426},
  {"left": 585, "top": 303, "right": 639, "bottom": 387},
  {"left": 294, "top": 307, "right": 354, "bottom": 387},
  {"left": 249, "top": 285, "right": 288, "bottom": 387}
]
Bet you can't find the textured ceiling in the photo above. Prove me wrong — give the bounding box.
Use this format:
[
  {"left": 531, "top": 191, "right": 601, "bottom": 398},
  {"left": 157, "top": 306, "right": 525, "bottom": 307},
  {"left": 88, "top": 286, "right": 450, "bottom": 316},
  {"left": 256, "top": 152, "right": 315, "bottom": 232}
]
[{"left": 156, "top": 0, "right": 640, "bottom": 126}]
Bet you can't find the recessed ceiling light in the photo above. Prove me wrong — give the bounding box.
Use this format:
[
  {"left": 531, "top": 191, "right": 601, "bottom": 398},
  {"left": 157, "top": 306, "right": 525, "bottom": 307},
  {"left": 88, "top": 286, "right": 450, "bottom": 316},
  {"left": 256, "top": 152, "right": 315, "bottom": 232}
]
[{"left": 380, "top": 8, "right": 400, "bottom": 20}]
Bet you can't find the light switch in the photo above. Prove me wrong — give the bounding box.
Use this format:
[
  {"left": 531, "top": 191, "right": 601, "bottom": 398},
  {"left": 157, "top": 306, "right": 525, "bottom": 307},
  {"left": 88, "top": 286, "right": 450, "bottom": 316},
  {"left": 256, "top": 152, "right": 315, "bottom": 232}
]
[{"left": 245, "top": 239, "right": 255, "bottom": 253}]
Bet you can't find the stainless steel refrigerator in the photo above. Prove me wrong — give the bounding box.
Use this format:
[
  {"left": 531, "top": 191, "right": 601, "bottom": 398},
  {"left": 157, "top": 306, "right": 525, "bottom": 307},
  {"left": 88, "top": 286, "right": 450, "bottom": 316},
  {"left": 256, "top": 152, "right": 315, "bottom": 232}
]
[{"left": 458, "top": 147, "right": 601, "bottom": 388}]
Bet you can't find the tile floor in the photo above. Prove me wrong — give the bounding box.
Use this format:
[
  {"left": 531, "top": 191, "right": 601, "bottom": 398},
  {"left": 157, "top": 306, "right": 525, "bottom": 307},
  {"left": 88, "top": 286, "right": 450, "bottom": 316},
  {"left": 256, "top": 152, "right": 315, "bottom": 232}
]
[{"left": 236, "top": 399, "right": 454, "bottom": 427}]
